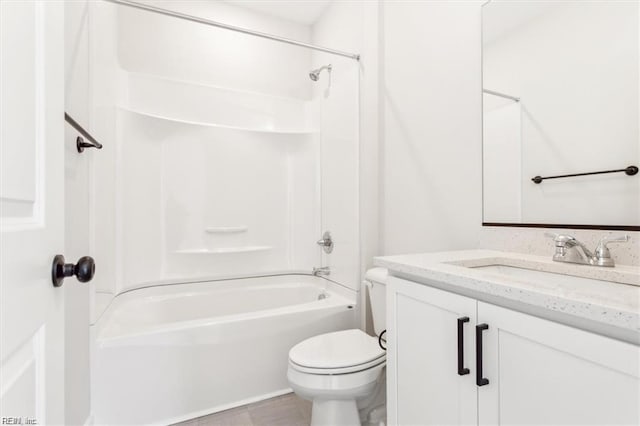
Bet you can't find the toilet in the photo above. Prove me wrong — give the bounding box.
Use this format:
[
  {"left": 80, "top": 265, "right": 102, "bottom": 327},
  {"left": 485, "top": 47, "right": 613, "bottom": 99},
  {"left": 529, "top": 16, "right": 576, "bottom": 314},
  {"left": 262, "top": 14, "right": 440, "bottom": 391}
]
[{"left": 287, "top": 268, "right": 388, "bottom": 426}]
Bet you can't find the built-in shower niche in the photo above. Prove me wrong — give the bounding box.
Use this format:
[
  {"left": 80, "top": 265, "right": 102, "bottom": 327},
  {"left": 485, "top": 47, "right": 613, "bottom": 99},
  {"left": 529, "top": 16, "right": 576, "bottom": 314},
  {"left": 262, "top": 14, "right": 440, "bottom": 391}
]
[{"left": 119, "top": 73, "right": 321, "bottom": 289}]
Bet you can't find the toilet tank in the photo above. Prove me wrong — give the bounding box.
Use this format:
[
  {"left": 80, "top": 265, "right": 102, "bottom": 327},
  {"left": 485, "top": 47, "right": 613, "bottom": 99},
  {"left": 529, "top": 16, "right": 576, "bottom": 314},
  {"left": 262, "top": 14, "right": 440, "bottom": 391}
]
[{"left": 365, "top": 268, "right": 388, "bottom": 336}]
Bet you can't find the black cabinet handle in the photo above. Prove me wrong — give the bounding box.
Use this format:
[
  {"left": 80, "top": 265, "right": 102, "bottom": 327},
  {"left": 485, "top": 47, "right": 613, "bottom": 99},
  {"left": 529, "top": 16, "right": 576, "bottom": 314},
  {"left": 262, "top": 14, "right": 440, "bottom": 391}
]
[
  {"left": 457, "top": 317, "right": 470, "bottom": 375},
  {"left": 476, "top": 323, "right": 489, "bottom": 386}
]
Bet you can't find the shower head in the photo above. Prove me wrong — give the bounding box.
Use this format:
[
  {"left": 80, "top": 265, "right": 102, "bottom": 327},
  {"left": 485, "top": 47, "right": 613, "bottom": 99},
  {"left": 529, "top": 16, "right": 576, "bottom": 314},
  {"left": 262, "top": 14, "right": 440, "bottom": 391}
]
[{"left": 309, "top": 64, "right": 332, "bottom": 81}]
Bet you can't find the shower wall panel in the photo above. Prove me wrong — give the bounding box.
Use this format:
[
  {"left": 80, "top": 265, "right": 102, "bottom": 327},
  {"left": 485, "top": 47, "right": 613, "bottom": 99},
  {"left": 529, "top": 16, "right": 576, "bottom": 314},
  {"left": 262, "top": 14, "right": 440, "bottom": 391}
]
[
  {"left": 117, "top": 76, "right": 320, "bottom": 292},
  {"left": 89, "top": 0, "right": 361, "bottom": 308},
  {"left": 116, "top": 0, "right": 312, "bottom": 99}
]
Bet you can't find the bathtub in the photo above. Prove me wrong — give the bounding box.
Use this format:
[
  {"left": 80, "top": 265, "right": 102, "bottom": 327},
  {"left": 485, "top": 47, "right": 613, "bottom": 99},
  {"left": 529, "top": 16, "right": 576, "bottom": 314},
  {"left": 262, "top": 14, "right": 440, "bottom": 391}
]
[{"left": 91, "top": 274, "right": 357, "bottom": 425}]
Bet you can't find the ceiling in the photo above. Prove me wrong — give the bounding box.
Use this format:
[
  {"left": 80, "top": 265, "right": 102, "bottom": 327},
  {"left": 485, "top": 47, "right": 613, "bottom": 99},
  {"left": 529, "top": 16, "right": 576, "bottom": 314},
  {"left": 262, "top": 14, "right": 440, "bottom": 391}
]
[{"left": 224, "top": 1, "right": 331, "bottom": 25}]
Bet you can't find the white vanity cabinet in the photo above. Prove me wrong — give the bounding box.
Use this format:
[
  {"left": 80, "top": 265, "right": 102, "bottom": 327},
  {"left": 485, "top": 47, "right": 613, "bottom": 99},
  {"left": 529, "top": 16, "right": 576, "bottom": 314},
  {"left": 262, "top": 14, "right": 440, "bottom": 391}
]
[
  {"left": 386, "top": 277, "right": 478, "bottom": 426},
  {"left": 387, "top": 276, "right": 640, "bottom": 426},
  {"left": 478, "top": 301, "right": 640, "bottom": 426}
]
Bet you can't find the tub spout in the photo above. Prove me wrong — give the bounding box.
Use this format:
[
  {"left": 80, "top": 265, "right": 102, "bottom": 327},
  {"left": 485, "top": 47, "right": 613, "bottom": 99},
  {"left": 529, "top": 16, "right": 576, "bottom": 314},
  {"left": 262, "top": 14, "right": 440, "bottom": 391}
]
[{"left": 312, "top": 267, "right": 330, "bottom": 276}]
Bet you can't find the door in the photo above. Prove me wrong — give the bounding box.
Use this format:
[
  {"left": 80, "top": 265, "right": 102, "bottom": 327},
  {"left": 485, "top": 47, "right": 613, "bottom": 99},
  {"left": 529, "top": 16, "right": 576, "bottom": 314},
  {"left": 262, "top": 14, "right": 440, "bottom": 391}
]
[
  {"left": 0, "top": 1, "right": 65, "bottom": 424},
  {"left": 478, "top": 302, "right": 640, "bottom": 425},
  {"left": 387, "top": 277, "right": 478, "bottom": 426}
]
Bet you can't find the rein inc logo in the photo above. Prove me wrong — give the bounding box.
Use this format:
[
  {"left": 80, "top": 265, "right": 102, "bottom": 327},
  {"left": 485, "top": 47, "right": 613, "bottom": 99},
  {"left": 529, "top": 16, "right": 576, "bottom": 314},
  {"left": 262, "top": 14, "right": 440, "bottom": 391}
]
[{"left": 1, "top": 418, "right": 37, "bottom": 425}]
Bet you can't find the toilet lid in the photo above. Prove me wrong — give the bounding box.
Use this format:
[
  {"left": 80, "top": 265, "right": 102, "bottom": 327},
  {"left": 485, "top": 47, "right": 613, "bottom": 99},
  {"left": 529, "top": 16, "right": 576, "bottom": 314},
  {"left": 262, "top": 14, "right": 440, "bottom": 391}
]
[{"left": 289, "top": 329, "right": 385, "bottom": 370}]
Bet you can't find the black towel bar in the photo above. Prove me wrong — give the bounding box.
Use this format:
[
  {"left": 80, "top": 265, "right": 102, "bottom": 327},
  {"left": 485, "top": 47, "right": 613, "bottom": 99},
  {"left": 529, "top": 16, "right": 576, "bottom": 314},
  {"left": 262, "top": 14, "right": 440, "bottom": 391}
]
[
  {"left": 532, "top": 165, "right": 638, "bottom": 184},
  {"left": 64, "top": 112, "right": 103, "bottom": 153}
]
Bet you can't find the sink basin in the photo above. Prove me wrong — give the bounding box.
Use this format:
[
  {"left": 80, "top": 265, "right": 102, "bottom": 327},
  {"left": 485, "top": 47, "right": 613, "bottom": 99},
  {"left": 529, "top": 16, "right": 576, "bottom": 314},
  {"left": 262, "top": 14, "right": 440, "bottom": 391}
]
[
  {"left": 453, "top": 259, "right": 639, "bottom": 313},
  {"left": 448, "top": 256, "right": 639, "bottom": 287},
  {"left": 471, "top": 264, "right": 616, "bottom": 288}
]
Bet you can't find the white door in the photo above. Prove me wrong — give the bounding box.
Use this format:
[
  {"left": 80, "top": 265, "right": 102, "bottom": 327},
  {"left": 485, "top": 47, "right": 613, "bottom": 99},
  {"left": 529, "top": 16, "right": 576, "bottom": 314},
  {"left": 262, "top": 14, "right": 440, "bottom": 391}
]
[
  {"left": 387, "top": 277, "right": 478, "bottom": 426},
  {"left": 0, "top": 1, "right": 65, "bottom": 424},
  {"left": 478, "top": 302, "right": 640, "bottom": 425}
]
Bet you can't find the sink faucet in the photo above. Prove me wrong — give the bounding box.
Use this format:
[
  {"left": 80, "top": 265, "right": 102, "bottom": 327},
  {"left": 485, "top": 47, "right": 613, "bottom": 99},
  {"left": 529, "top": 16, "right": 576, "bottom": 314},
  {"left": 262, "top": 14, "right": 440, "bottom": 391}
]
[
  {"left": 312, "top": 266, "right": 331, "bottom": 276},
  {"left": 545, "top": 233, "right": 629, "bottom": 267}
]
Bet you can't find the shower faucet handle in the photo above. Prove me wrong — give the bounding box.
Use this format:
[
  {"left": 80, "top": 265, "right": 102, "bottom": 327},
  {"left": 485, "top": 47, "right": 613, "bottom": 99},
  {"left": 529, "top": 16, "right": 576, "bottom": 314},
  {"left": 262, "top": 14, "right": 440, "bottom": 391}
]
[{"left": 316, "top": 231, "right": 334, "bottom": 254}]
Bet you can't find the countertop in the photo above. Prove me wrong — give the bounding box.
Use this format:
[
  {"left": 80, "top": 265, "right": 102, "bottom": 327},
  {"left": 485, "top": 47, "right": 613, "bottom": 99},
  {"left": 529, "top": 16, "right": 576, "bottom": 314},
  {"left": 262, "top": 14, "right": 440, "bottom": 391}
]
[{"left": 374, "top": 250, "right": 640, "bottom": 344}]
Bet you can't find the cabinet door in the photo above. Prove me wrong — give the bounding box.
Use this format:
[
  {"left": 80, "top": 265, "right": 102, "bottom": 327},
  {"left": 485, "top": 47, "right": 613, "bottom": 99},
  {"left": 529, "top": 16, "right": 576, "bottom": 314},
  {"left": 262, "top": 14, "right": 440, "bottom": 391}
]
[
  {"left": 478, "top": 302, "right": 640, "bottom": 425},
  {"left": 387, "top": 277, "right": 478, "bottom": 426}
]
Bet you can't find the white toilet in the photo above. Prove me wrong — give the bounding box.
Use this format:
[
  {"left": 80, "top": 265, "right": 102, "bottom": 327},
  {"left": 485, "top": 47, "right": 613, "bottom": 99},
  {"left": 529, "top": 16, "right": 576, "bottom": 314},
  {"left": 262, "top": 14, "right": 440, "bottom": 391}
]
[{"left": 287, "top": 268, "right": 388, "bottom": 426}]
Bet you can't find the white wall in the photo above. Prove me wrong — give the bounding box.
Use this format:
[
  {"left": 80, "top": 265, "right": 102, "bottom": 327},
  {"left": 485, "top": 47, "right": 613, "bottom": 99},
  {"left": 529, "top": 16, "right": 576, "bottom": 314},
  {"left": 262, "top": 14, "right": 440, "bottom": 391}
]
[
  {"left": 312, "top": 0, "right": 382, "bottom": 279},
  {"left": 308, "top": 0, "right": 486, "bottom": 330},
  {"left": 380, "top": 1, "right": 484, "bottom": 255},
  {"left": 89, "top": 1, "right": 120, "bottom": 321},
  {"left": 117, "top": 0, "right": 312, "bottom": 98},
  {"left": 358, "top": 3, "right": 382, "bottom": 278},
  {"left": 312, "top": 2, "right": 364, "bottom": 290},
  {"left": 64, "top": 1, "right": 92, "bottom": 424},
  {"left": 483, "top": 1, "right": 640, "bottom": 226},
  {"left": 310, "top": 0, "right": 382, "bottom": 332}
]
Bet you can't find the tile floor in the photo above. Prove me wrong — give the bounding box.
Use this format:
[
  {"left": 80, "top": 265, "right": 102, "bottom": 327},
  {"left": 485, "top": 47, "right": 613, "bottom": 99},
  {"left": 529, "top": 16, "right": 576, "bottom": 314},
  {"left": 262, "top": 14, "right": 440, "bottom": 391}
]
[{"left": 173, "top": 393, "right": 312, "bottom": 426}]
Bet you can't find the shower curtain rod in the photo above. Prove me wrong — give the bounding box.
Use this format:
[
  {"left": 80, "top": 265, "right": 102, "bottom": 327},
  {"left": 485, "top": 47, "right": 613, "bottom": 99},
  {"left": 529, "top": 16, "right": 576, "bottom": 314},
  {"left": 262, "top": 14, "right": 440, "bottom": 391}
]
[{"left": 103, "top": 0, "right": 361, "bottom": 61}]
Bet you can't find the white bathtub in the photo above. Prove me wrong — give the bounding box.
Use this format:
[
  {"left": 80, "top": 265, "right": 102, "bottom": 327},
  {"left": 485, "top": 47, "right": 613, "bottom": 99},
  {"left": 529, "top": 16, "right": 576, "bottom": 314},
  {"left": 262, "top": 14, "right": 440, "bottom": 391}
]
[{"left": 91, "top": 274, "right": 357, "bottom": 425}]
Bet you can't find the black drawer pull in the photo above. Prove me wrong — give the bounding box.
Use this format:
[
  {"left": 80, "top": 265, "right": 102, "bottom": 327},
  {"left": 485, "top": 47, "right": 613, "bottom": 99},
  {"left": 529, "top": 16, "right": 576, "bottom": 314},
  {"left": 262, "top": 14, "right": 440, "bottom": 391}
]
[
  {"left": 457, "top": 317, "right": 470, "bottom": 375},
  {"left": 476, "top": 323, "right": 489, "bottom": 386}
]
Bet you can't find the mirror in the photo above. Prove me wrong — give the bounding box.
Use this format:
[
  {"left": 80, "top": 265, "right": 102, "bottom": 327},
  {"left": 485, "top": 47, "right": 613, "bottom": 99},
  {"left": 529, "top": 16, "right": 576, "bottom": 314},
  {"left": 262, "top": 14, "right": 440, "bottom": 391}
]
[{"left": 482, "top": 0, "right": 640, "bottom": 230}]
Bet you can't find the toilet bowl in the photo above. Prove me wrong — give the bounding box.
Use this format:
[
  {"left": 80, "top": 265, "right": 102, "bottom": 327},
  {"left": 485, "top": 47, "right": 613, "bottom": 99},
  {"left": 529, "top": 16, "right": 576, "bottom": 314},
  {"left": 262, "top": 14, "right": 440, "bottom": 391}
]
[{"left": 287, "top": 268, "right": 388, "bottom": 426}]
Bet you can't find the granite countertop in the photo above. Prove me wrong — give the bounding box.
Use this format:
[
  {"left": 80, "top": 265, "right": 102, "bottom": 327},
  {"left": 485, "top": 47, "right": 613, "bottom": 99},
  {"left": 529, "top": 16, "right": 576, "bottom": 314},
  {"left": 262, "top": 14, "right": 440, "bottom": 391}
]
[{"left": 374, "top": 250, "right": 640, "bottom": 344}]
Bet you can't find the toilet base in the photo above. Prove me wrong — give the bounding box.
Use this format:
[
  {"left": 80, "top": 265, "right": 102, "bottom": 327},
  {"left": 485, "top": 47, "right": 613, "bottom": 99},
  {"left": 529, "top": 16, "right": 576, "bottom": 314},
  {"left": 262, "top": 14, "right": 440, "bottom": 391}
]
[
  {"left": 359, "top": 369, "right": 386, "bottom": 426},
  {"left": 311, "top": 399, "right": 360, "bottom": 426},
  {"left": 287, "top": 357, "right": 386, "bottom": 426}
]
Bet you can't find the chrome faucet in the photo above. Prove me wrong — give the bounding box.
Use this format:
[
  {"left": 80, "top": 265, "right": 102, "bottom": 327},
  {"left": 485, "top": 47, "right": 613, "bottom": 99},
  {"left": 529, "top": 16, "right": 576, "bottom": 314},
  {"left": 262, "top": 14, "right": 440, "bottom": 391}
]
[
  {"left": 545, "top": 233, "right": 629, "bottom": 267},
  {"left": 312, "top": 266, "right": 331, "bottom": 276}
]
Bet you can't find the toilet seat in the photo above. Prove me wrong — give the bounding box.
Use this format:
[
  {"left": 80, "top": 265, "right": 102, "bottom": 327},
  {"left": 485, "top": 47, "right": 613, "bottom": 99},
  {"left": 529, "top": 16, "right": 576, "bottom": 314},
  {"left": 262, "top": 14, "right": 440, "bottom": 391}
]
[
  {"left": 288, "top": 329, "right": 386, "bottom": 375},
  {"left": 289, "top": 355, "right": 386, "bottom": 375}
]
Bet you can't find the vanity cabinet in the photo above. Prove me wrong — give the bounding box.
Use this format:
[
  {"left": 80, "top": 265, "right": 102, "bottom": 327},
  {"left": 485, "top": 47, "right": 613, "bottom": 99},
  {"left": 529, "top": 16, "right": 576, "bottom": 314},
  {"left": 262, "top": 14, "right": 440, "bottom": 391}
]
[
  {"left": 386, "top": 277, "right": 478, "bottom": 426},
  {"left": 387, "top": 276, "right": 640, "bottom": 426}
]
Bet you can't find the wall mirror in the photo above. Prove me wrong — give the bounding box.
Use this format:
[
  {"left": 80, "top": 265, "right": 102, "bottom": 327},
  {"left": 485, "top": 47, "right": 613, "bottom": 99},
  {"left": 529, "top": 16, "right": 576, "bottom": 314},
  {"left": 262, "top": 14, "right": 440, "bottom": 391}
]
[{"left": 482, "top": 0, "right": 640, "bottom": 230}]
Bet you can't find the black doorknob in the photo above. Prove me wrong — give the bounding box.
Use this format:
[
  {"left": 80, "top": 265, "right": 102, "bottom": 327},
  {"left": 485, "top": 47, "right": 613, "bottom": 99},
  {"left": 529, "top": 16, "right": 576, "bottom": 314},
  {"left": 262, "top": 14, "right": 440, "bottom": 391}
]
[{"left": 51, "top": 255, "right": 95, "bottom": 287}]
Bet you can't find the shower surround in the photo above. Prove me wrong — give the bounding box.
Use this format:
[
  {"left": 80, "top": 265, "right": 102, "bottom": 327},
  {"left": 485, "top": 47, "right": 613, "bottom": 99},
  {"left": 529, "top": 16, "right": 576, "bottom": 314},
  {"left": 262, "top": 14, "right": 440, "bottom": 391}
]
[{"left": 86, "top": 1, "right": 361, "bottom": 423}]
